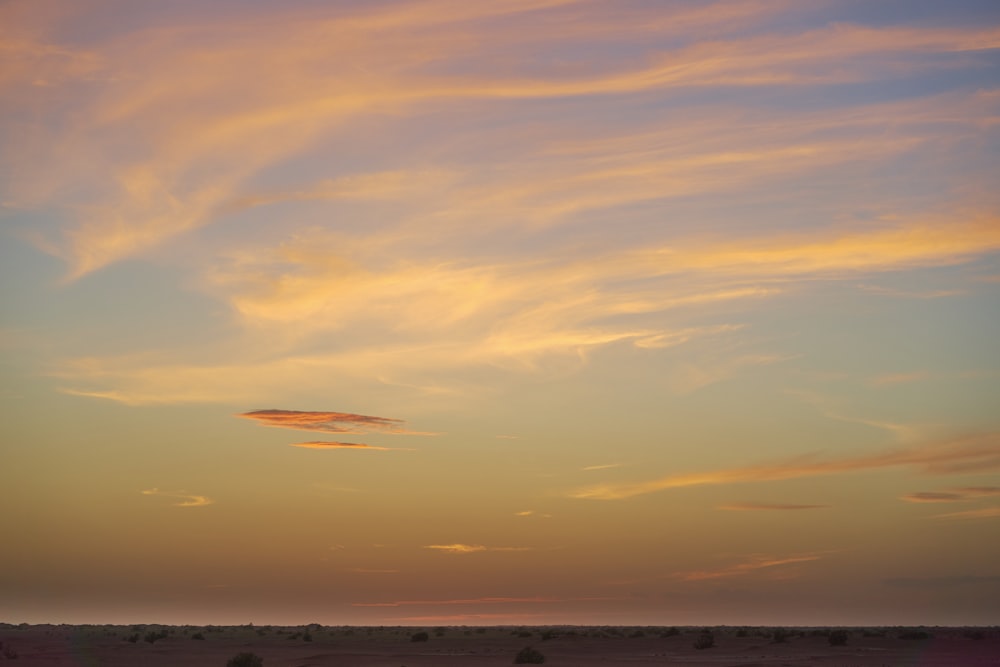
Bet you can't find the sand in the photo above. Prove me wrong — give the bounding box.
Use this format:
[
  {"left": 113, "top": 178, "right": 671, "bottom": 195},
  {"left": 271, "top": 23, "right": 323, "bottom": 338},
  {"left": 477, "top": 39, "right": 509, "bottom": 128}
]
[{"left": 1, "top": 624, "right": 997, "bottom": 666}]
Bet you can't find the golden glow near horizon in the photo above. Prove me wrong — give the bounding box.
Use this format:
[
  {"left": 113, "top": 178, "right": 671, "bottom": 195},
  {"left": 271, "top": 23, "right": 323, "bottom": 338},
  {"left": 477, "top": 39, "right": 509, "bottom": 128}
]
[{"left": 1, "top": 0, "right": 998, "bottom": 627}]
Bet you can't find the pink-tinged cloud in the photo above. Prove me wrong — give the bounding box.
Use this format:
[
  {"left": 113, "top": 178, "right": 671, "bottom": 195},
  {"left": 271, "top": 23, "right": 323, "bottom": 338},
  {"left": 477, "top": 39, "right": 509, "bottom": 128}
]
[
  {"left": 391, "top": 613, "right": 551, "bottom": 622},
  {"left": 676, "top": 553, "right": 823, "bottom": 581},
  {"left": 141, "top": 488, "right": 213, "bottom": 507},
  {"left": 290, "top": 441, "right": 410, "bottom": 451},
  {"left": 718, "top": 502, "right": 830, "bottom": 511},
  {"left": 571, "top": 433, "right": 1000, "bottom": 499},
  {"left": 353, "top": 596, "right": 564, "bottom": 608},
  {"left": 238, "top": 409, "right": 432, "bottom": 435},
  {"left": 901, "top": 486, "right": 1000, "bottom": 503}
]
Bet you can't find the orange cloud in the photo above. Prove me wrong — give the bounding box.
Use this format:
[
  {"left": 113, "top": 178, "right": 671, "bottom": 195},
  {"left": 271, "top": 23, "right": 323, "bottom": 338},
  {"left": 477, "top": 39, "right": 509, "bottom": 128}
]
[
  {"left": 676, "top": 553, "right": 823, "bottom": 581},
  {"left": 571, "top": 433, "right": 1000, "bottom": 500},
  {"left": 718, "top": 502, "right": 830, "bottom": 511},
  {"left": 9, "top": 0, "right": 999, "bottom": 279},
  {"left": 424, "top": 544, "right": 534, "bottom": 554},
  {"left": 141, "top": 488, "right": 213, "bottom": 507},
  {"left": 238, "top": 409, "right": 429, "bottom": 435}
]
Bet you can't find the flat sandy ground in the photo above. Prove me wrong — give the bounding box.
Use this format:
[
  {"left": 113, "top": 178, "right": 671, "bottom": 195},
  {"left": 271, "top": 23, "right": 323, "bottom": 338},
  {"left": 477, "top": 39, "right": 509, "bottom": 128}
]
[{"left": 1, "top": 625, "right": 997, "bottom": 666}]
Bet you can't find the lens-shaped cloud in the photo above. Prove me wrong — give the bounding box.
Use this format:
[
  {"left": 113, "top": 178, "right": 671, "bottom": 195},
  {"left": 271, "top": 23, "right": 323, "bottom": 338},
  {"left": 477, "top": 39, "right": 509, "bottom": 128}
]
[{"left": 239, "top": 408, "right": 432, "bottom": 435}]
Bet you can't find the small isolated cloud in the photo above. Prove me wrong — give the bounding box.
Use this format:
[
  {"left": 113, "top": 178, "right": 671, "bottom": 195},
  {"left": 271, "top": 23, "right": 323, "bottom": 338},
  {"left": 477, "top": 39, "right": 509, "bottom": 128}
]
[
  {"left": 931, "top": 507, "right": 1000, "bottom": 520},
  {"left": 676, "top": 553, "right": 823, "bottom": 581},
  {"left": 884, "top": 575, "right": 1000, "bottom": 588},
  {"left": 290, "top": 441, "right": 410, "bottom": 451},
  {"left": 515, "top": 510, "right": 552, "bottom": 518},
  {"left": 901, "top": 486, "right": 1000, "bottom": 503},
  {"left": 718, "top": 502, "right": 830, "bottom": 511},
  {"left": 582, "top": 463, "right": 622, "bottom": 471},
  {"left": 141, "top": 488, "right": 213, "bottom": 507},
  {"left": 424, "top": 544, "right": 533, "bottom": 554},
  {"left": 238, "top": 409, "right": 433, "bottom": 435}
]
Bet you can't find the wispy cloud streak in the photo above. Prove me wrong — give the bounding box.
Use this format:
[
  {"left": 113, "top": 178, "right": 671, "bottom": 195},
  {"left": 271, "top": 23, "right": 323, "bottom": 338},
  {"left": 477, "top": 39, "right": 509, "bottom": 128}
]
[
  {"left": 719, "top": 502, "right": 830, "bottom": 511},
  {"left": 572, "top": 434, "right": 1000, "bottom": 500},
  {"left": 424, "top": 544, "right": 534, "bottom": 554},
  {"left": 141, "top": 488, "right": 213, "bottom": 507},
  {"left": 676, "top": 553, "right": 823, "bottom": 581},
  {"left": 901, "top": 487, "right": 1000, "bottom": 503},
  {"left": 290, "top": 441, "right": 411, "bottom": 451}
]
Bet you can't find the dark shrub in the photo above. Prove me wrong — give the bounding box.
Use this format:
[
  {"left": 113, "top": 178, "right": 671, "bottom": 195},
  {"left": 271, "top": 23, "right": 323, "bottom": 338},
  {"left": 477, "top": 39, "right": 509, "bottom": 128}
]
[
  {"left": 771, "top": 628, "right": 788, "bottom": 643},
  {"left": 899, "top": 630, "right": 931, "bottom": 640},
  {"left": 125, "top": 633, "right": 140, "bottom": 643},
  {"left": 828, "top": 630, "right": 848, "bottom": 646},
  {"left": 144, "top": 630, "right": 167, "bottom": 644},
  {"left": 192, "top": 632, "right": 205, "bottom": 640},
  {"left": 693, "top": 632, "right": 714, "bottom": 650},
  {"left": 513, "top": 646, "right": 545, "bottom": 664},
  {"left": 410, "top": 631, "right": 429, "bottom": 642},
  {"left": 660, "top": 627, "right": 680, "bottom": 638},
  {"left": 226, "top": 653, "right": 263, "bottom": 667}
]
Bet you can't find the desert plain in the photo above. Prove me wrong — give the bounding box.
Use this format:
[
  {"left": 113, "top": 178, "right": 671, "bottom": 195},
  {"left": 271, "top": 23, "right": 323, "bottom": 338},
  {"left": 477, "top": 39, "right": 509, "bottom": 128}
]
[{"left": 1, "top": 624, "right": 997, "bottom": 667}]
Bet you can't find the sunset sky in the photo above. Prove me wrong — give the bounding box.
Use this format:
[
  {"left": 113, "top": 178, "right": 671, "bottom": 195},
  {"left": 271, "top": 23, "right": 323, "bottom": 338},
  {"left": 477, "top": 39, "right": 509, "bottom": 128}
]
[{"left": 2, "top": 0, "right": 999, "bottom": 627}]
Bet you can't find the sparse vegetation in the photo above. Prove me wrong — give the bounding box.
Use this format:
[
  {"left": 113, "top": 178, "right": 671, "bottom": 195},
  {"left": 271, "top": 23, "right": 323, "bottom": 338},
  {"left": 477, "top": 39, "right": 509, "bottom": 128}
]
[
  {"left": 513, "top": 645, "right": 546, "bottom": 664},
  {"left": 226, "top": 652, "right": 263, "bottom": 667},
  {"left": 144, "top": 629, "right": 168, "bottom": 644},
  {"left": 828, "top": 630, "right": 848, "bottom": 646},
  {"left": 899, "top": 630, "right": 932, "bottom": 640},
  {"left": 191, "top": 632, "right": 205, "bottom": 640},
  {"left": 771, "top": 628, "right": 788, "bottom": 643},
  {"left": 693, "top": 631, "right": 714, "bottom": 650},
  {"left": 410, "top": 631, "right": 429, "bottom": 642}
]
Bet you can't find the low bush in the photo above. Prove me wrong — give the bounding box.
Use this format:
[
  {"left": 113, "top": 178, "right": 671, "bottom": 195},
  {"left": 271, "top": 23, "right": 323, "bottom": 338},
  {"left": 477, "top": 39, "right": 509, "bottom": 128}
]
[
  {"left": 693, "top": 632, "right": 714, "bottom": 650},
  {"left": 513, "top": 646, "right": 546, "bottom": 664},
  {"left": 828, "top": 630, "right": 848, "bottom": 646},
  {"left": 410, "top": 631, "right": 429, "bottom": 642},
  {"left": 226, "top": 653, "right": 263, "bottom": 667}
]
